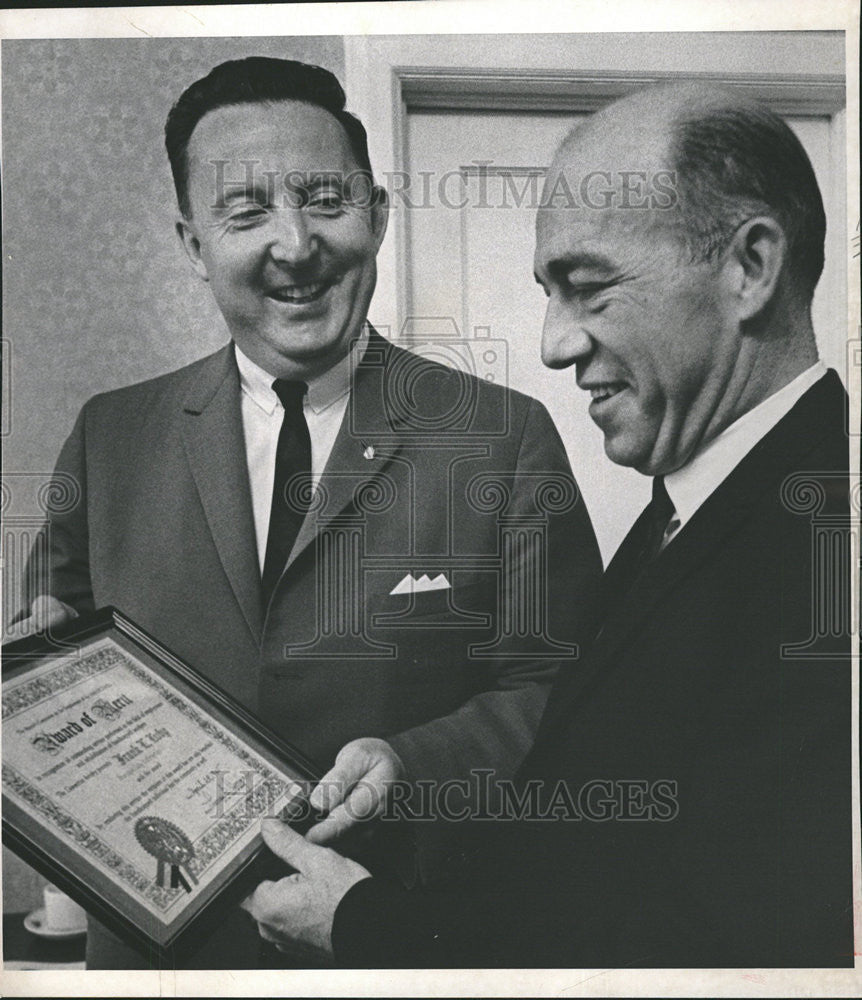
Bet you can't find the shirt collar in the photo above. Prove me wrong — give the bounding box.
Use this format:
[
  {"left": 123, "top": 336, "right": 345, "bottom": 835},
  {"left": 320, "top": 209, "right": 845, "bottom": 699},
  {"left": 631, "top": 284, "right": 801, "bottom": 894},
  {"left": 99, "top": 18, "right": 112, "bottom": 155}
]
[
  {"left": 664, "top": 361, "right": 827, "bottom": 530},
  {"left": 305, "top": 325, "right": 369, "bottom": 414},
  {"left": 235, "top": 345, "right": 279, "bottom": 415},
  {"left": 234, "top": 325, "right": 370, "bottom": 416}
]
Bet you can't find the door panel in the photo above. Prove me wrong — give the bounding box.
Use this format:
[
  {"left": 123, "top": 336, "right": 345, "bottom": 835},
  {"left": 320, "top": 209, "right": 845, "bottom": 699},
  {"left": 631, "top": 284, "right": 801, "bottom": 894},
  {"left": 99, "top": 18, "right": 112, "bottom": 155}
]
[{"left": 405, "top": 108, "right": 845, "bottom": 561}]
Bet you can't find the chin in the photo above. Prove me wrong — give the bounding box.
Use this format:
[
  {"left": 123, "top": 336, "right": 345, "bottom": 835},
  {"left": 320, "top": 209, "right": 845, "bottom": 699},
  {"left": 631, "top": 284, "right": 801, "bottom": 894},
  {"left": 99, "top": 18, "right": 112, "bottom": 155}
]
[
  {"left": 282, "top": 337, "right": 356, "bottom": 374},
  {"left": 604, "top": 438, "right": 643, "bottom": 471},
  {"left": 269, "top": 329, "right": 340, "bottom": 356}
]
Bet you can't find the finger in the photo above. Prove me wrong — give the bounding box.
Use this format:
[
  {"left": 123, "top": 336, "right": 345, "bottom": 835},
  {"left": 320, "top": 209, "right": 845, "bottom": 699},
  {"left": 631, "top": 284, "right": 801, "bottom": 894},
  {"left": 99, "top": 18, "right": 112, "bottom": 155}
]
[
  {"left": 32, "top": 596, "right": 76, "bottom": 631},
  {"left": 309, "top": 751, "right": 365, "bottom": 813},
  {"left": 240, "top": 871, "right": 301, "bottom": 923},
  {"left": 5, "top": 596, "right": 74, "bottom": 641},
  {"left": 239, "top": 879, "right": 277, "bottom": 919},
  {"left": 258, "top": 924, "right": 282, "bottom": 945},
  {"left": 305, "top": 780, "right": 383, "bottom": 844},
  {"left": 307, "top": 759, "right": 393, "bottom": 845},
  {"left": 304, "top": 809, "right": 352, "bottom": 845},
  {"left": 309, "top": 767, "right": 348, "bottom": 815},
  {"left": 260, "top": 817, "right": 328, "bottom": 874}
]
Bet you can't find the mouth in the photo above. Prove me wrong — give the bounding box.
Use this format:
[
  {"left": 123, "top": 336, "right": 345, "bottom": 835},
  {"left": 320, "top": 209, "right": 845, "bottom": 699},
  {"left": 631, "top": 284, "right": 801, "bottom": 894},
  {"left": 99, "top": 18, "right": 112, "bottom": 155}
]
[
  {"left": 266, "top": 280, "right": 331, "bottom": 305},
  {"left": 586, "top": 381, "right": 629, "bottom": 405}
]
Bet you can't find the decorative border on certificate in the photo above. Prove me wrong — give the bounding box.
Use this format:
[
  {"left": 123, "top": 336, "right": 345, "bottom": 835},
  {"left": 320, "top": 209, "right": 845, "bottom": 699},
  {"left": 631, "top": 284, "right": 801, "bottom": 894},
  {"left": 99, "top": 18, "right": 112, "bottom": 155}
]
[
  {"left": 3, "top": 760, "right": 176, "bottom": 911},
  {"left": 2, "top": 607, "right": 320, "bottom": 954},
  {"left": 2, "top": 644, "right": 119, "bottom": 717},
  {"left": 4, "top": 637, "right": 295, "bottom": 911}
]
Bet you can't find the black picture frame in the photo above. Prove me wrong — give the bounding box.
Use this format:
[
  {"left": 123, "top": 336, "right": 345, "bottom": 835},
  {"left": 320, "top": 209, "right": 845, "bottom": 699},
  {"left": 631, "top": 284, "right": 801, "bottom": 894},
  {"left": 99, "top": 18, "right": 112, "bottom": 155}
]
[{"left": 1, "top": 607, "right": 322, "bottom": 960}]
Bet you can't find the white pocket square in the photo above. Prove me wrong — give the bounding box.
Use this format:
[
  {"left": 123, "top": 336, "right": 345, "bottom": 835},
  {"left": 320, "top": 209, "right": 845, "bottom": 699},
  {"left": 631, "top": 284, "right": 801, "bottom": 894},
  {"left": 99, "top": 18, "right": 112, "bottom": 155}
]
[{"left": 390, "top": 573, "right": 451, "bottom": 595}]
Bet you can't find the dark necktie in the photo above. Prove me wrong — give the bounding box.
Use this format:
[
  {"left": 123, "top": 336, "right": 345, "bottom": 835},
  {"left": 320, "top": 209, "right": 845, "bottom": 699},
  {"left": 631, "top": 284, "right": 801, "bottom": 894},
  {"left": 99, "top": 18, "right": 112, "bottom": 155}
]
[
  {"left": 641, "top": 475, "right": 676, "bottom": 565},
  {"left": 601, "top": 475, "right": 676, "bottom": 604},
  {"left": 261, "top": 379, "right": 311, "bottom": 604}
]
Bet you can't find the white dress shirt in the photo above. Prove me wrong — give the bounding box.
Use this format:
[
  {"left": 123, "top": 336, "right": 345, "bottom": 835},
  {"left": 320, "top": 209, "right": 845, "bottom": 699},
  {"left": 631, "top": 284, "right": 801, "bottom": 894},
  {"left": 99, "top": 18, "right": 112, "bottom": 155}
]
[
  {"left": 235, "top": 328, "right": 369, "bottom": 572},
  {"left": 662, "top": 361, "right": 827, "bottom": 546}
]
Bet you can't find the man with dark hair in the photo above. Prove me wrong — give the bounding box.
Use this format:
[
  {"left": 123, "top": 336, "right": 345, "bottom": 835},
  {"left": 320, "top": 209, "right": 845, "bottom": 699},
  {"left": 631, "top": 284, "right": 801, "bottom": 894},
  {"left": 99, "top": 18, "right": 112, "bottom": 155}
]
[
  {"left": 13, "top": 57, "right": 603, "bottom": 968},
  {"left": 243, "top": 82, "right": 854, "bottom": 969},
  {"left": 164, "top": 57, "right": 377, "bottom": 218}
]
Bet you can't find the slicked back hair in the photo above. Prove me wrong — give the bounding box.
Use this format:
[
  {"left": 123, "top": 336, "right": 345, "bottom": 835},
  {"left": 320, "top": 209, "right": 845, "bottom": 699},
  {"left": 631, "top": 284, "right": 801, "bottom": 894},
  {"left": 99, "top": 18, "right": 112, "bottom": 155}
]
[
  {"left": 669, "top": 101, "right": 825, "bottom": 303},
  {"left": 165, "top": 56, "right": 373, "bottom": 218}
]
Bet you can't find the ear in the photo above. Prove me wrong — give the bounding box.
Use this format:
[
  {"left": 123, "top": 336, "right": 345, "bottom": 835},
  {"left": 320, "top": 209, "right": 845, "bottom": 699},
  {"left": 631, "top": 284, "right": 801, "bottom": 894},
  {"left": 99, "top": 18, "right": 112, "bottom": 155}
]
[
  {"left": 723, "top": 216, "right": 787, "bottom": 322},
  {"left": 176, "top": 217, "right": 210, "bottom": 282},
  {"left": 369, "top": 186, "right": 390, "bottom": 251}
]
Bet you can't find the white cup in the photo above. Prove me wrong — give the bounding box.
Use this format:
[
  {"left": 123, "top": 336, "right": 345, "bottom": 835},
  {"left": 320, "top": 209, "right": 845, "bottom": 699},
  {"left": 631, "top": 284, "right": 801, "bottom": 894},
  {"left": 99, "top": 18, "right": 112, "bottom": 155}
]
[{"left": 42, "top": 883, "right": 87, "bottom": 933}]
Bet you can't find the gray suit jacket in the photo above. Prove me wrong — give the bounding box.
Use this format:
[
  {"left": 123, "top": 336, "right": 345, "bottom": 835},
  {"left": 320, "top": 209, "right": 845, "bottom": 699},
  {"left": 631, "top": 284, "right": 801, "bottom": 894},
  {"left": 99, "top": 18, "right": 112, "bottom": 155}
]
[{"left": 26, "top": 329, "right": 602, "bottom": 966}]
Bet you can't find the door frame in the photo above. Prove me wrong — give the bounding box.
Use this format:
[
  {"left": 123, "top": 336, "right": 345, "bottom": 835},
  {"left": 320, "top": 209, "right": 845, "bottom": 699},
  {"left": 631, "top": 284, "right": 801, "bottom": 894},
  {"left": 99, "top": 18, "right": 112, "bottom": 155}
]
[{"left": 344, "top": 33, "right": 846, "bottom": 339}]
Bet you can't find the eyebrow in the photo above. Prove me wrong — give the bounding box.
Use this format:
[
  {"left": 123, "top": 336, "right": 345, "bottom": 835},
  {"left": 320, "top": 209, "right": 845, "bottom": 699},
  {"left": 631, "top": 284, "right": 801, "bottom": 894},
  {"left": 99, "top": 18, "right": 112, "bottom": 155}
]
[
  {"left": 213, "top": 172, "right": 350, "bottom": 208},
  {"left": 536, "top": 250, "right": 618, "bottom": 286},
  {"left": 213, "top": 182, "right": 273, "bottom": 210}
]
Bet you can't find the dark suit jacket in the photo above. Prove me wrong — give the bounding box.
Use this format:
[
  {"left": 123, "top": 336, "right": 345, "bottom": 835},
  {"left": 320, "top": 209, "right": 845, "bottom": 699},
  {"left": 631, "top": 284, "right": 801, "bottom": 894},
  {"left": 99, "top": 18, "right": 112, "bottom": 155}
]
[
  {"left": 24, "top": 328, "right": 602, "bottom": 966},
  {"left": 332, "top": 370, "right": 854, "bottom": 968}
]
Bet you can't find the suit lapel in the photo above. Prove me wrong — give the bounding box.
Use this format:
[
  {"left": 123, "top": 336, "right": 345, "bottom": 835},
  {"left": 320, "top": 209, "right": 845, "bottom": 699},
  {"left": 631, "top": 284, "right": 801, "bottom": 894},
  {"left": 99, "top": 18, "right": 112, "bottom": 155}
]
[
  {"left": 535, "top": 371, "right": 846, "bottom": 744},
  {"left": 285, "top": 328, "right": 408, "bottom": 570},
  {"left": 180, "top": 345, "right": 263, "bottom": 642}
]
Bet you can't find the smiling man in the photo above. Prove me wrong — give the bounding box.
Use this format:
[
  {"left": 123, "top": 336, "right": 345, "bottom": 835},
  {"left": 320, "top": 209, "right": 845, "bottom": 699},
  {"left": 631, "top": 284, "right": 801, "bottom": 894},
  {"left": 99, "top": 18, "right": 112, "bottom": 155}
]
[
  {"left": 13, "top": 58, "right": 602, "bottom": 968},
  {"left": 534, "top": 102, "right": 818, "bottom": 479},
  {"left": 242, "top": 82, "right": 854, "bottom": 968},
  {"left": 176, "top": 99, "right": 384, "bottom": 381}
]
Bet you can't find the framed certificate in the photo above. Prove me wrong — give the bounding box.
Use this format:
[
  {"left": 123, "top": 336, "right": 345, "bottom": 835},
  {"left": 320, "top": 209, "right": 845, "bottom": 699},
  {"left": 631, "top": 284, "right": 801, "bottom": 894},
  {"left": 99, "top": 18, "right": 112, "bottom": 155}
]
[{"left": 1, "top": 607, "right": 321, "bottom": 958}]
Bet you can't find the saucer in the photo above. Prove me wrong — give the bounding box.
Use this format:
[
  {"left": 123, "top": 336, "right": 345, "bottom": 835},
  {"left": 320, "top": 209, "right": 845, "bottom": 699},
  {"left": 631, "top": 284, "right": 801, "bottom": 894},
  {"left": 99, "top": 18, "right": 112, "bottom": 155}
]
[{"left": 23, "top": 908, "right": 86, "bottom": 939}]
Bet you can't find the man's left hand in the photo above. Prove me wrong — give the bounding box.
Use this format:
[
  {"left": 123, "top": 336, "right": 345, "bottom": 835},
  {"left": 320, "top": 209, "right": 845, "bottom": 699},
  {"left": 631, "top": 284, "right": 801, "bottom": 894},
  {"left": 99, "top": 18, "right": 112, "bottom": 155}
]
[{"left": 241, "top": 818, "right": 372, "bottom": 955}]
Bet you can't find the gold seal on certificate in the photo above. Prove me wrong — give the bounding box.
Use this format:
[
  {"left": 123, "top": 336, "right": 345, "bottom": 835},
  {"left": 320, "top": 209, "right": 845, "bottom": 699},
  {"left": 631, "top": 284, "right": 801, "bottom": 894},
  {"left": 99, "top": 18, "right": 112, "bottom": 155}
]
[
  {"left": 1, "top": 608, "right": 320, "bottom": 957},
  {"left": 134, "top": 817, "right": 199, "bottom": 892}
]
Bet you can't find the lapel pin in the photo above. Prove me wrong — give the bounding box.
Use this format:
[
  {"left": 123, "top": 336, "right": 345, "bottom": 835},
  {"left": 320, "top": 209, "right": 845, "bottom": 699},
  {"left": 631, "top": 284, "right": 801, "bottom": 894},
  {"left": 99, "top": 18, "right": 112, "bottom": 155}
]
[{"left": 363, "top": 444, "right": 375, "bottom": 460}]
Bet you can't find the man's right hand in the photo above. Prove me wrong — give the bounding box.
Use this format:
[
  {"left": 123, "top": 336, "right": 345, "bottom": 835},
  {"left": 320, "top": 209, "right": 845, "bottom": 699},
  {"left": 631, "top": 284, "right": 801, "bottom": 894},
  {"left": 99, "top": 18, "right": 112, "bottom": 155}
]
[
  {"left": 4, "top": 595, "right": 78, "bottom": 642},
  {"left": 305, "top": 738, "right": 405, "bottom": 846}
]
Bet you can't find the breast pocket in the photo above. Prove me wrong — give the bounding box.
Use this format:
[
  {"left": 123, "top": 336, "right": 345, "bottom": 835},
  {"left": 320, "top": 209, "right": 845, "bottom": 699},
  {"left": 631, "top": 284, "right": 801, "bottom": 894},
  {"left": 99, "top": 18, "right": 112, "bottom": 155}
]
[{"left": 371, "top": 581, "right": 492, "bottom": 628}]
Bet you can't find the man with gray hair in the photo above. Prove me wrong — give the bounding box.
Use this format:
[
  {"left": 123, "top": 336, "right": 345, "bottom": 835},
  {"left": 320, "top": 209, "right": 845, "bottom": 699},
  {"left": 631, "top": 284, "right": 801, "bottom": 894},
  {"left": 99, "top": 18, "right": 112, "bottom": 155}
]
[{"left": 242, "top": 82, "right": 854, "bottom": 968}]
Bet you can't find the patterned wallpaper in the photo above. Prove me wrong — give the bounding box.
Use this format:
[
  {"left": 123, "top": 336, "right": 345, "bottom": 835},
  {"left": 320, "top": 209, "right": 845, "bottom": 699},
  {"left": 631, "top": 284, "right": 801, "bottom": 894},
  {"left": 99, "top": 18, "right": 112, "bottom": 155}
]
[{"left": 2, "top": 35, "right": 345, "bottom": 476}]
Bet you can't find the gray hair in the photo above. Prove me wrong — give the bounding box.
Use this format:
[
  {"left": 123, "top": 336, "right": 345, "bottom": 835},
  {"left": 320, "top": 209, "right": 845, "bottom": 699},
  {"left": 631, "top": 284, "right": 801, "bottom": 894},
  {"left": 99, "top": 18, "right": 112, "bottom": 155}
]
[{"left": 669, "top": 101, "right": 825, "bottom": 303}]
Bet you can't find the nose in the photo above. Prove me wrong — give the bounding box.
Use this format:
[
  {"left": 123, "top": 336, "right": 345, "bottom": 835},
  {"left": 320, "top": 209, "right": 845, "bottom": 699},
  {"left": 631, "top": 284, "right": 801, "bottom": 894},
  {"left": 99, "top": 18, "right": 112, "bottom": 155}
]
[
  {"left": 541, "top": 296, "right": 594, "bottom": 369},
  {"left": 268, "top": 208, "right": 318, "bottom": 268}
]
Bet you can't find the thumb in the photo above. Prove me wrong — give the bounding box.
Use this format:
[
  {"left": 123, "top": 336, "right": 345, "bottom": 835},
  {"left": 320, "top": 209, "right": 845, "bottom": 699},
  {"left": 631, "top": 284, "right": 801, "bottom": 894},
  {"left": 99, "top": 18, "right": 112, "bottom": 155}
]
[
  {"left": 260, "top": 817, "right": 326, "bottom": 874},
  {"left": 309, "top": 753, "right": 360, "bottom": 814},
  {"left": 32, "top": 595, "right": 77, "bottom": 629}
]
